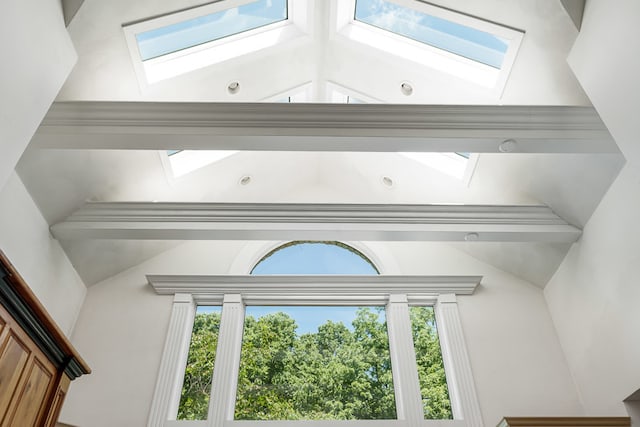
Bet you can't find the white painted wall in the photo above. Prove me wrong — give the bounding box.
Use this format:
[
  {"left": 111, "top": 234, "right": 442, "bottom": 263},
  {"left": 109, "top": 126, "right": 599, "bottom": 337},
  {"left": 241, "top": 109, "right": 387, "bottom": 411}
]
[
  {"left": 544, "top": 0, "right": 640, "bottom": 415},
  {"left": 61, "top": 240, "right": 582, "bottom": 427},
  {"left": 0, "top": 0, "right": 76, "bottom": 191},
  {"left": 0, "top": 173, "right": 86, "bottom": 336}
]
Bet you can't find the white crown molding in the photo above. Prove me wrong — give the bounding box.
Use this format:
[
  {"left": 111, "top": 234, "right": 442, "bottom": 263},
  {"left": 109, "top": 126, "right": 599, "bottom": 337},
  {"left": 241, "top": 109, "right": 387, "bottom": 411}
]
[
  {"left": 147, "top": 275, "right": 481, "bottom": 303},
  {"left": 33, "top": 102, "right": 617, "bottom": 153},
  {"left": 51, "top": 202, "right": 581, "bottom": 243}
]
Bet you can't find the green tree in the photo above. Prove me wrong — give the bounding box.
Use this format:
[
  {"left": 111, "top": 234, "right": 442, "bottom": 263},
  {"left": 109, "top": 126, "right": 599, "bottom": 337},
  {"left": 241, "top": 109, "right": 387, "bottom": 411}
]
[
  {"left": 177, "top": 311, "right": 221, "bottom": 420},
  {"left": 177, "top": 306, "right": 451, "bottom": 421},
  {"left": 235, "top": 312, "right": 298, "bottom": 420},
  {"left": 410, "top": 306, "right": 452, "bottom": 419}
]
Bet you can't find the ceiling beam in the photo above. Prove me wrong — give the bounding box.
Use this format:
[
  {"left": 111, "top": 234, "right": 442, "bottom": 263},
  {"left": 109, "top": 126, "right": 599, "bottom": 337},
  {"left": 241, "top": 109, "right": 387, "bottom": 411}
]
[
  {"left": 51, "top": 202, "right": 582, "bottom": 243},
  {"left": 32, "top": 102, "right": 618, "bottom": 153}
]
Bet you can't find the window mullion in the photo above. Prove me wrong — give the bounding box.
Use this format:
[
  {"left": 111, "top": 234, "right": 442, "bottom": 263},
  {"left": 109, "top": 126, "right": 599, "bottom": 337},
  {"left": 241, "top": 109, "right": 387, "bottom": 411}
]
[
  {"left": 386, "top": 293, "right": 424, "bottom": 423},
  {"left": 207, "top": 294, "right": 244, "bottom": 426},
  {"left": 147, "top": 293, "right": 196, "bottom": 427},
  {"left": 435, "top": 294, "right": 483, "bottom": 427}
]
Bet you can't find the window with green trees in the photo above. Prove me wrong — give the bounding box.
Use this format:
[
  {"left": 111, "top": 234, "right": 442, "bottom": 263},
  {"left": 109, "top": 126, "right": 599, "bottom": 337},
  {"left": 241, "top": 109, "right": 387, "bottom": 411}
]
[
  {"left": 175, "top": 241, "right": 454, "bottom": 422},
  {"left": 410, "top": 306, "right": 452, "bottom": 419},
  {"left": 178, "top": 306, "right": 221, "bottom": 420},
  {"left": 235, "top": 306, "right": 395, "bottom": 420}
]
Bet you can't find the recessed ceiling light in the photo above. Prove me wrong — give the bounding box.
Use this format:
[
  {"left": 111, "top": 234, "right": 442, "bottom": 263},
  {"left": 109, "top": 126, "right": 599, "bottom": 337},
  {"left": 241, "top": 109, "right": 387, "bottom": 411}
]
[
  {"left": 239, "top": 175, "right": 251, "bottom": 185},
  {"left": 227, "top": 81, "right": 240, "bottom": 94},
  {"left": 382, "top": 176, "right": 394, "bottom": 187},
  {"left": 400, "top": 81, "right": 413, "bottom": 96},
  {"left": 464, "top": 232, "right": 479, "bottom": 241},
  {"left": 498, "top": 138, "right": 518, "bottom": 153}
]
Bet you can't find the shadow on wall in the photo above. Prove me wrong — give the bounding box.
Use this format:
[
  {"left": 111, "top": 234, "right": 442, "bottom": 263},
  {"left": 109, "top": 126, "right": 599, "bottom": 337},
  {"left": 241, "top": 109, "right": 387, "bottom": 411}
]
[{"left": 624, "top": 389, "right": 640, "bottom": 427}]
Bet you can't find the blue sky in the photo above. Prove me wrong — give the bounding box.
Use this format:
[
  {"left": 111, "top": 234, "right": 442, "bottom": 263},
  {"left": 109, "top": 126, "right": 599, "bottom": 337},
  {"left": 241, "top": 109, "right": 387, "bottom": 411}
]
[
  {"left": 197, "top": 305, "right": 384, "bottom": 335},
  {"left": 198, "top": 242, "right": 382, "bottom": 334},
  {"left": 355, "top": 0, "right": 508, "bottom": 68},
  {"left": 137, "top": 0, "right": 287, "bottom": 60},
  {"left": 251, "top": 242, "right": 378, "bottom": 275}
]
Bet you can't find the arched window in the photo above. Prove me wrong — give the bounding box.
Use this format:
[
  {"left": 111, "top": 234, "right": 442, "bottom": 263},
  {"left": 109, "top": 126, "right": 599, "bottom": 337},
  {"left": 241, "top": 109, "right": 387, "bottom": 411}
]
[
  {"left": 149, "top": 243, "right": 482, "bottom": 427},
  {"left": 251, "top": 241, "right": 379, "bottom": 275}
]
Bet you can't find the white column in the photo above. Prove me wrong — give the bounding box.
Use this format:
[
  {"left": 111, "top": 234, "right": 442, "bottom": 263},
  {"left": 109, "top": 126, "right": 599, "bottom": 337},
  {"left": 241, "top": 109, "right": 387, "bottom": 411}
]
[
  {"left": 207, "top": 294, "right": 245, "bottom": 426},
  {"left": 147, "top": 293, "right": 196, "bottom": 427},
  {"left": 435, "top": 294, "right": 483, "bottom": 427},
  {"left": 386, "top": 294, "right": 424, "bottom": 425}
]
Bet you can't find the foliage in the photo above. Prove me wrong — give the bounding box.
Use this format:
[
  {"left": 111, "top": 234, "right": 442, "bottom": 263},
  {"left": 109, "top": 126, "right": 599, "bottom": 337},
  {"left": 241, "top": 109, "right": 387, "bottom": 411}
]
[
  {"left": 178, "top": 306, "right": 452, "bottom": 421},
  {"left": 410, "top": 306, "right": 452, "bottom": 419},
  {"left": 178, "top": 310, "right": 221, "bottom": 420}
]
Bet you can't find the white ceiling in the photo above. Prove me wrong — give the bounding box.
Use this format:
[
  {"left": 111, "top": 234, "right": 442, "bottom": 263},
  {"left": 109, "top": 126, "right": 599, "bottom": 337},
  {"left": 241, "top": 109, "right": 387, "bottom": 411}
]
[{"left": 17, "top": 0, "right": 625, "bottom": 286}]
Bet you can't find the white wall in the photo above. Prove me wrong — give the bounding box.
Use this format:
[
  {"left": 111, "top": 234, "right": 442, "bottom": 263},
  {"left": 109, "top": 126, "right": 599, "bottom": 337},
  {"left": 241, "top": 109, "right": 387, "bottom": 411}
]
[
  {"left": 544, "top": 0, "right": 640, "bottom": 415},
  {"left": 61, "top": 240, "right": 582, "bottom": 427},
  {"left": 0, "top": 0, "right": 76, "bottom": 191},
  {"left": 0, "top": 173, "right": 86, "bottom": 336}
]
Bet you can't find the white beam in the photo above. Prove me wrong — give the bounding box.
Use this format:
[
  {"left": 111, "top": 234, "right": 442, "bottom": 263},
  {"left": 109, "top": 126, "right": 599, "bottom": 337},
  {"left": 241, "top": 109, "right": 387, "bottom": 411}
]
[
  {"left": 51, "top": 202, "right": 582, "bottom": 243},
  {"left": 32, "top": 102, "right": 617, "bottom": 153}
]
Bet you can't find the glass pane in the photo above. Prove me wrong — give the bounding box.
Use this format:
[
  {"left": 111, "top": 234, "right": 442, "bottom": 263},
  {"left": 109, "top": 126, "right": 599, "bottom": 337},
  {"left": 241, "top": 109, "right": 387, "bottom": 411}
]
[
  {"left": 409, "top": 306, "right": 452, "bottom": 419},
  {"left": 235, "top": 306, "right": 397, "bottom": 420},
  {"left": 252, "top": 241, "right": 378, "bottom": 275},
  {"left": 177, "top": 306, "right": 222, "bottom": 420},
  {"left": 136, "top": 0, "right": 288, "bottom": 60},
  {"left": 355, "top": 0, "right": 508, "bottom": 68}
]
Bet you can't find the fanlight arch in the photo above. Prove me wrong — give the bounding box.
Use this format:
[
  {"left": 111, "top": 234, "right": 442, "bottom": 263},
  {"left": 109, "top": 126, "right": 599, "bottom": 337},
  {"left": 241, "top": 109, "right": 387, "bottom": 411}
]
[{"left": 250, "top": 241, "right": 379, "bottom": 275}]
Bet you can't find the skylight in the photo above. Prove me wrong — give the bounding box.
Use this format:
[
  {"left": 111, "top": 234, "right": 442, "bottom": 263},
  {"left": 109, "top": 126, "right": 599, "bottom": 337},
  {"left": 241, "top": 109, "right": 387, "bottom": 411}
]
[
  {"left": 401, "top": 152, "right": 476, "bottom": 182},
  {"left": 163, "top": 150, "right": 236, "bottom": 178},
  {"left": 136, "top": 0, "right": 288, "bottom": 61},
  {"left": 334, "top": 0, "right": 524, "bottom": 92},
  {"left": 354, "top": 0, "right": 508, "bottom": 69},
  {"left": 123, "top": 0, "right": 311, "bottom": 85}
]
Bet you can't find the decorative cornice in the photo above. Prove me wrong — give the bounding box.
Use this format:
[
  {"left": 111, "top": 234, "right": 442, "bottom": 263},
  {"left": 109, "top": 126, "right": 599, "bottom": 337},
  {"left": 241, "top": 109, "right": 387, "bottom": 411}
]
[
  {"left": 32, "top": 102, "right": 617, "bottom": 153},
  {"left": 147, "top": 274, "right": 481, "bottom": 303},
  {"left": 51, "top": 202, "right": 582, "bottom": 243},
  {"left": 0, "top": 251, "right": 91, "bottom": 380}
]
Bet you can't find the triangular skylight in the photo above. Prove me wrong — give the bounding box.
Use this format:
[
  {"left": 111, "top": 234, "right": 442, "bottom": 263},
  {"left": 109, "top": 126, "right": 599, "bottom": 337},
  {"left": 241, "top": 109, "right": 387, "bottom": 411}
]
[{"left": 124, "top": 0, "right": 522, "bottom": 93}]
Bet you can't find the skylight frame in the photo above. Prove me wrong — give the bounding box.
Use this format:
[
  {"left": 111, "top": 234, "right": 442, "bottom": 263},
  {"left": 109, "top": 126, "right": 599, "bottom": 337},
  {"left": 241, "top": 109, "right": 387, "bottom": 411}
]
[
  {"left": 401, "top": 152, "right": 479, "bottom": 185},
  {"left": 331, "top": 0, "right": 524, "bottom": 95},
  {"left": 323, "top": 81, "right": 479, "bottom": 184},
  {"left": 123, "top": 0, "right": 312, "bottom": 87},
  {"left": 325, "top": 81, "right": 382, "bottom": 104}
]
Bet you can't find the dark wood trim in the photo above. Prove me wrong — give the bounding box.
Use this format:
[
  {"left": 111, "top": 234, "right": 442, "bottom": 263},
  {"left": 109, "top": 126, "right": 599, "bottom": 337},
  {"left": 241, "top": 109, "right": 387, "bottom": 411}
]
[
  {"left": 0, "top": 250, "right": 90, "bottom": 379},
  {"left": 498, "top": 417, "right": 631, "bottom": 427}
]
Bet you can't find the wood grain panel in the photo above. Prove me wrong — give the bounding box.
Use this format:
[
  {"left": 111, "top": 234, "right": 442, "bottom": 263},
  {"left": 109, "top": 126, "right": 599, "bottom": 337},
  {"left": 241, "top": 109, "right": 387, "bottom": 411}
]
[
  {"left": 0, "top": 332, "right": 30, "bottom": 423},
  {"left": 498, "top": 417, "right": 631, "bottom": 427},
  {"left": 43, "top": 375, "right": 70, "bottom": 427},
  {"left": 6, "top": 356, "right": 55, "bottom": 426}
]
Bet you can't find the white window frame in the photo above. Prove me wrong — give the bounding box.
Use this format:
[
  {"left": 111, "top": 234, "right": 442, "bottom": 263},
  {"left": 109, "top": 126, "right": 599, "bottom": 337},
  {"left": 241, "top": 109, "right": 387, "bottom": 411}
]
[
  {"left": 146, "top": 275, "right": 483, "bottom": 427},
  {"left": 123, "top": 0, "right": 313, "bottom": 87},
  {"left": 262, "top": 82, "right": 314, "bottom": 103},
  {"left": 325, "top": 81, "right": 383, "bottom": 104},
  {"left": 330, "top": 0, "right": 523, "bottom": 96}
]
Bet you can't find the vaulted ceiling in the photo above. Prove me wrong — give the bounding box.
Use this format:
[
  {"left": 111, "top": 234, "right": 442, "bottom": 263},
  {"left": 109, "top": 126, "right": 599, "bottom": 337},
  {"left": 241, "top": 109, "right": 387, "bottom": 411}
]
[{"left": 17, "top": 0, "right": 624, "bottom": 286}]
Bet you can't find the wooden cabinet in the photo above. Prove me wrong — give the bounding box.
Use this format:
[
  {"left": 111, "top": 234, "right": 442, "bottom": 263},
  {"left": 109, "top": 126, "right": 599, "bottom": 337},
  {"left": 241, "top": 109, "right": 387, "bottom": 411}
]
[{"left": 0, "top": 252, "right": 89, "bottom": 426}]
